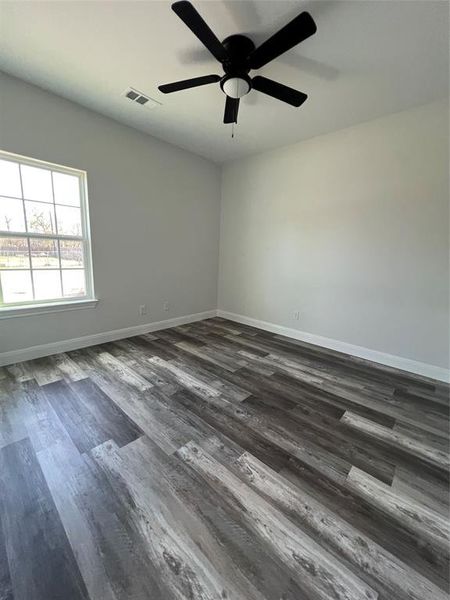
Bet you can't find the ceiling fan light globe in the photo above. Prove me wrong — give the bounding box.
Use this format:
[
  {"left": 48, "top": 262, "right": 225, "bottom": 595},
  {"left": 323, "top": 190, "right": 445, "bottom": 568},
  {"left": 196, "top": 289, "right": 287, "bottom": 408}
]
[{"left": 222, "top": 77, "right": 250, "bottom": 99}]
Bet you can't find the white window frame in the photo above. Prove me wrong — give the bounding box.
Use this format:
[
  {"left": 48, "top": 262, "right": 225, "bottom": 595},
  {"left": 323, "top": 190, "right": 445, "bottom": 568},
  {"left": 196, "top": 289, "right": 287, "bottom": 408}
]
[{"left": 0, "top": 150, "right": 97, "bottom": 317}]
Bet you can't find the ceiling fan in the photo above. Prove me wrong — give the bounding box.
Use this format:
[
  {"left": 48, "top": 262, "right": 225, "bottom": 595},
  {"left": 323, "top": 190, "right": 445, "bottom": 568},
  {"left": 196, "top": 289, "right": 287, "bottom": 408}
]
[{"left": 158, "top": 1, "right": 317, "bottom": 124}]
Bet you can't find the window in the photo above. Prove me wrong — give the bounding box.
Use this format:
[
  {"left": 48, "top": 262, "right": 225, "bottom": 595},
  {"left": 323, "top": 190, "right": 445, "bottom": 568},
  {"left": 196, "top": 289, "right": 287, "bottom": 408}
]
[{"left": 0, "top": 150, "right": 95, "bottom": 312}]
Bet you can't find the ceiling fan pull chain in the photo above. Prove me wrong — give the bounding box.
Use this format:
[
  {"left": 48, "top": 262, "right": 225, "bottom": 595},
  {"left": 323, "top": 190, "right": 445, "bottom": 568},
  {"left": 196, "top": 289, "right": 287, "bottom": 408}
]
[{"left": 232, "top": 122, "right": 235, "bottom": 139}]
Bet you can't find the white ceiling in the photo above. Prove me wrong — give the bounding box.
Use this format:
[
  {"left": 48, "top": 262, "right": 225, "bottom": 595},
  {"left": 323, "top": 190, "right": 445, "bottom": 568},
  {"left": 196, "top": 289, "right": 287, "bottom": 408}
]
[{"left": 0, "top": 1, "right": 448, "bottom": 163}]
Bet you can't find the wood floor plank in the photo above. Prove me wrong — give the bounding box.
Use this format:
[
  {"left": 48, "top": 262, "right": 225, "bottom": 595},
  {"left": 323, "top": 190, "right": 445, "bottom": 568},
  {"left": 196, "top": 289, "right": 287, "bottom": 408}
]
[
  {"left": 177, "top": 441, "right": 378, "bottom": 600},
  {"left": 4, "top": 361, "right": 33, "bottom": 383},
  {"left": 273, "top": 369, "right": 444, "bottom": 436},
  {"left": 270, "top": 370, "right": 397, "bottom": 427},
  {"left": 28, "top": 356, "right": 63, "bottom": 386},
  {"left": 21, "top": 378, "right": 75, "bottom": 453},
  {"left": 69, "top": 347, "right": 165, "bottom": 400},
  {"left": 69, "top": 377, "right": 143, "bottom": 448},
  {"left": 155, "top": 327, "right": 207, "bottom": 347},
  {"left": 393, "top": 419, "right": 449, "bottom": 453},
  {"left": 392, "top": 387, "right": 450, "bottom": 415},
  {"left": 115, "top": 386, "right": 217, "bottom": 455},
  {"left": 0, "top": 382, "right": 29, "bottom": 450},
  {"left": 169, "top": 357, "right": 251, "bottom": 402},
  {"left": 0, "top": 515, "right": 13, "bottom": 600},
  {"left": 43, "top": 379, "right": 141, "bottom": 454},
  {"left": 234, "top": 450, "right": 447, "bottom": 600},
  {"left": 175, "top": 340, "right": 246, "bottom": 372},
  {"left": 91, "top": 438, "right": 267, "bottom": 600},
  {"left": 36, "top": 440, "right": 119, "bottom": 600},
  {"left": 341, "top": 411, "right": 449, "bottom": 471},
  {"left": 21, "top": 381, "right": 128, "bottom": 600},
  {"left": 148, "top": 356, "right": 222, "bottom": 399},
  {"left": 117, "top": 435, "right": 296, "bottom": 599},
  {"left": 281, "top": 456, "right": 449, "bottom": 590},
  {"left": 88, "top": 349, "right": 153, "bottom": 392},
  {"left": 43, "top": 437, "right": 163, "bottom": 600},
  {"left": 0, "top": 438, "right": 89, "bottom": 600},
  {"left": 202, "top": 391, "right": 353, "bottom": 485},
  {"left": 200, "top": 319, "right": 244, "bottom": 336},
  {"left": 106, "top": 347, "right": 181, "bottom": 395},
  {"left": 395, "top": 384, "right": 449, "bottom": 408},
  {"left": 128, "top": 337, "right": 179, "bottom": 361},
  {"left": 392, "top": 465, "right": 449, "bottom": 516},
  {"left": 173, "top": 389, "right": 291, "bottom": 472},
  {"left": 48, "top": 353, "right": 88, "bottom": 382},
  {"left": 346, "top": 466, "right": 450, "bottom": 554},
  {"left": 68, "top": 353, "right": 190, "bottom": 455},
  {"left": 246, "top": 395, "right": 396, "bottom": 485}
]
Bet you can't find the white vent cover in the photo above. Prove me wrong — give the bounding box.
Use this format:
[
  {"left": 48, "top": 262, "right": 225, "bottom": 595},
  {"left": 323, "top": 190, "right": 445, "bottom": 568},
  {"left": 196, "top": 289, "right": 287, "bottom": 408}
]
[{"left": 121, "top": 87, "right": 161, "bottom": 109}]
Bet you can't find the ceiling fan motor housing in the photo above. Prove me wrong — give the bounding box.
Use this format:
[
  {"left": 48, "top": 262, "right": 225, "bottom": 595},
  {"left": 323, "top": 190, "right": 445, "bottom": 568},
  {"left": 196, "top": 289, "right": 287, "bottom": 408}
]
[
  {"left": 221, "top": 34, "right": 255, "bottom": 70},
  {"left": 220, "top": 34, "right": 254, "bottom": 98}
]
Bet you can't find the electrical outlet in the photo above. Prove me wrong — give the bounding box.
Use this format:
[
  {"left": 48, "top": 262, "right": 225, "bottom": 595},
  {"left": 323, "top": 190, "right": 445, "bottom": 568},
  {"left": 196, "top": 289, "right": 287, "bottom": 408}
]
[
  {"left": 139, "top": 304, "right": 147, "bottom": 316},
  {"left": 163, "top": 301, "right": 169, "bottom": 312},
  {"left": 293, "top": 310, "right": 300, "bottom": 321}
]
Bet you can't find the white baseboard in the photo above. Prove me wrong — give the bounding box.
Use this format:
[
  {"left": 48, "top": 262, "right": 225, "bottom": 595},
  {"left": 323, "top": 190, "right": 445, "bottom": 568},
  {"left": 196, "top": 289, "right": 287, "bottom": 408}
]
[
  {"left": 2, "top": 307, "right": 448, "bottom": 383},
  {"left": 217, "top": 309, "right": 449, "bottom": 383},
  {"left": 0, "top": 310, "right": 216, "bottom": 367}
]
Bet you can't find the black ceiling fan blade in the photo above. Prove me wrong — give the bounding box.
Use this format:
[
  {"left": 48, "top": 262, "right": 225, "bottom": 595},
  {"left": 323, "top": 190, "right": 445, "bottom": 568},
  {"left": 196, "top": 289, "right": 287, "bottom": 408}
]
[
  {"left": 158, "top": 74, "right": 220, "bottom": 94},
  {"left": 248, "top": 12, "right": 317, "bottom": 70},
  {"left": 224, "top": 96, "right": 240, "bottom": 124},
  {"left": 252, "top": 76, "right": 307, "bottom": 107},
  {"left": 172, "top": 1, "right": 227, "bottom": 62}
]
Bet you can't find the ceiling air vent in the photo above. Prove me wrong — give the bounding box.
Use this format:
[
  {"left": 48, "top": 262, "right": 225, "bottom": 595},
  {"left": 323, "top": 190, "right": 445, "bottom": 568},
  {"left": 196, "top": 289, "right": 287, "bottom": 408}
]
[{"left": 122, "top": 87, "right": 161, "bottom": 109}]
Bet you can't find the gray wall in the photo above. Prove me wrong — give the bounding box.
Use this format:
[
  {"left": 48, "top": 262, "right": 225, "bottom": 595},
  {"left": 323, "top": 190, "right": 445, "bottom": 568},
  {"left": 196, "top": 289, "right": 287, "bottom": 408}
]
[
  {"left": 219, "top": 100, "right": 449, "bottom": 369},
  {"left": 0, "top": 71, "right": 221, "bottom": 352},
  {"left": 1, "top": 72, "right": 448, "bottom": 373}
]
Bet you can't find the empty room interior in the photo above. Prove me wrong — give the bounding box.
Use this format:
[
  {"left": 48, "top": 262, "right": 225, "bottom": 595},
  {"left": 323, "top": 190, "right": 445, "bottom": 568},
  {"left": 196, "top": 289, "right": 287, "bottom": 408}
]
[{"left": 0, "top": 1, "right": 449, "bottom": 599}]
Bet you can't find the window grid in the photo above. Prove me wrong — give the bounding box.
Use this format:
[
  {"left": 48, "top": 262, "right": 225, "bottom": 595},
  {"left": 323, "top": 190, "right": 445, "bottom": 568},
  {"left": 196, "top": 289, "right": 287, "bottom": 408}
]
[
  {"left": 0, "top": 192, "right": 85, "bottom": 209},
  {"left": 0, "top": 151, "right": 94, "bottom": 308},
  {"left": 51, "top": 171, "right": 65, "bottom": 297}
]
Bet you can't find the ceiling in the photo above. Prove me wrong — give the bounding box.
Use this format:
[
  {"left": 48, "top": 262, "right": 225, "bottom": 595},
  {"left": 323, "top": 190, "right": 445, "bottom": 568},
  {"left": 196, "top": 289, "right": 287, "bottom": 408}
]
[{"left": 0, "top": 1, "right": 448, "bottom": 163}]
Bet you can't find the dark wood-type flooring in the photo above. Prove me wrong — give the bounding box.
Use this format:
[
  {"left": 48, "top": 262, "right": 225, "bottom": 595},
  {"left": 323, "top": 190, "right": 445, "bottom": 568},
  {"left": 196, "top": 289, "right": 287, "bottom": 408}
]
[{"left": 0, "top": 317, "right": 449, "bottom": 600}]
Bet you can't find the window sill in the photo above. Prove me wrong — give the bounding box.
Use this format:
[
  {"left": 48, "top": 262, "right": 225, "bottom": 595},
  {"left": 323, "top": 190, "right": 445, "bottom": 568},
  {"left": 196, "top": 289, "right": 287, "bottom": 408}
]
[{"left": 0, "top": 298, "right": 98, "bottom": 319}]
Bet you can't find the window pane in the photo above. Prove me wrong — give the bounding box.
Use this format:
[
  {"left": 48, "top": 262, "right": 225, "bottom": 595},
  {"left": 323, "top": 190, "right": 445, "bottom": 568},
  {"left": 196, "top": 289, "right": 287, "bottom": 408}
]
[
  {"left": 33, "top": 270, "right": 62, "bottom": 300},
  {"left": 53, "top": 172, "right": 80, "bottom": 207},
  {"left": 0, "top": 160, "right": 22, "bottom": 198},
  {"left": 1, "top": 270, "right": 33, "bottom": 303},
  {"left": 21, "top": 164, "right": 53, "bottom": 202},
  {"left": 0, "top": 197, "right": 26, "bottom": 232},
  {"left": 25, "top": 200, "right": 56, "bottom": 234},
  {"left": 62, "top": 269, "right": 85, "bottom": 297},
  {"left": 0, "top": 237, "right": 30, "bottom": 269},
  {"left": 60, "top": 240, "right": 83, "bottom": 268},
  {"left": 56, "top": 205, "right": 82, "bottom": 236},
  {"left": 30, "top": 238, "right": 59, "bottom": 269}
]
